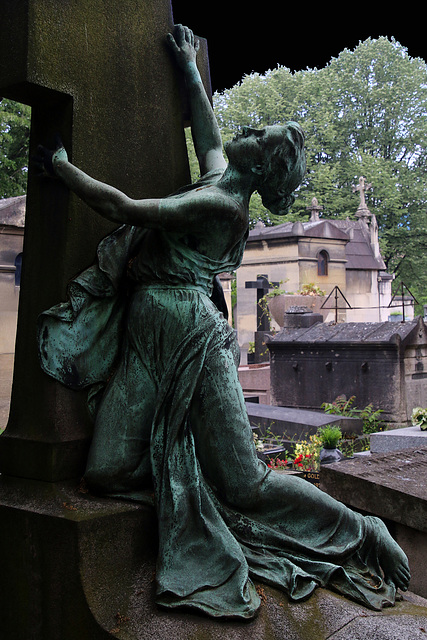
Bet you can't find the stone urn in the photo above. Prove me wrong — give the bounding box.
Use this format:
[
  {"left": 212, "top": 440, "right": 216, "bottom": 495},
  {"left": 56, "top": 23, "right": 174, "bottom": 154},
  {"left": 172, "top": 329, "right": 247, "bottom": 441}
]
[{"left": 268, "top": 294, "right": 327, "bottom": 327}]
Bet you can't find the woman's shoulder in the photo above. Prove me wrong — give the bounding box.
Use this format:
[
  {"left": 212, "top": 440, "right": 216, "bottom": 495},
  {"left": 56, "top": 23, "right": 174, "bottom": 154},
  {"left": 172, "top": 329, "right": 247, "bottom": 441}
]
[{"left": 171, "top": 167, "right": 225, "bottom": 196}]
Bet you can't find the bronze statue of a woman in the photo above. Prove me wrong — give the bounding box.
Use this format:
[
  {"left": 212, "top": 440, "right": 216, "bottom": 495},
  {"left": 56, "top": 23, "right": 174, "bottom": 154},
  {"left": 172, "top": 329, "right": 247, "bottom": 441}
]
[{"left": 36, "top": 25, "right": 410, "bottom": 619}]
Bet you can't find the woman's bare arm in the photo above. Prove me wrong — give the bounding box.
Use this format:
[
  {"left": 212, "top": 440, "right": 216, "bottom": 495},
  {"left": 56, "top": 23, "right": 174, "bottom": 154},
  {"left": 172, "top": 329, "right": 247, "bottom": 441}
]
[
  {"left": 49, "top": 149, "right": 160, "bottom": 225},
  {"left": 44, "top": 146, "right": 236, "bottom": 232}
]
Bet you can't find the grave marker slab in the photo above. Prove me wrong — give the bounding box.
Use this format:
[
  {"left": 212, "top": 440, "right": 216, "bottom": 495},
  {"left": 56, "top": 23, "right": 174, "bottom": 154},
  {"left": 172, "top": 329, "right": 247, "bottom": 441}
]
[{"left": 370, "top": 425, "right": 427, "bottom": 453}]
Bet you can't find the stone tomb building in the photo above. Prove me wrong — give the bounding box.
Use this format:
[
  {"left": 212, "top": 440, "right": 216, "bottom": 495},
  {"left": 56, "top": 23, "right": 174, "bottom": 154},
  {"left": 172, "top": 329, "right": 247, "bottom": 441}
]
[
  {"left": 0, "top": 195, "right": 25, "bottom": 354},
  {"left": 268, "top": 314, "right": 427, "bottom": 424},
  {"left": 236, "top": 186, "right": 394, "bottom": 361}
]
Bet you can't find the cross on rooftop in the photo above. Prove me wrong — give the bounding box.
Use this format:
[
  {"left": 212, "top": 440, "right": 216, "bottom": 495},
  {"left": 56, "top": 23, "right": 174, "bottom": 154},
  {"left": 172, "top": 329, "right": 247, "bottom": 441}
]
[{"left": 352, "top": 176, "right": 372, "bottom": 220}]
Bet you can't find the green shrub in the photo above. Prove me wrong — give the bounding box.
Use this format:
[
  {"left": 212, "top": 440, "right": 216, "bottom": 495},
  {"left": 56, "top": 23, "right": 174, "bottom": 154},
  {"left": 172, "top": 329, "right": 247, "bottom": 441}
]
[{"left": 321, "top": 395, "right": 384, "bottom": 435}]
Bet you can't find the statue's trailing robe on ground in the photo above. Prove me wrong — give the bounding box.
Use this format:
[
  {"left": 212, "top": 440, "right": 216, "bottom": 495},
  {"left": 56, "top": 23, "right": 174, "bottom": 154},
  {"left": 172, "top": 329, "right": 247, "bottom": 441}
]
[{"left": 36, "top": 25, "right": 410, "bottom": 619}]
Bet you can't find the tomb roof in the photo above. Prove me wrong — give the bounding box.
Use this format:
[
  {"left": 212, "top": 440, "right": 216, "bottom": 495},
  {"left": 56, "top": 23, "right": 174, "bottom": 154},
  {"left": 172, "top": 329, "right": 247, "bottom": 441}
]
[
  {"left": 0, "top": 195, "right": 26, "bottom": 228},
  {"left": 270, "top": 317, "right": 424, "bottom": 346},
  {"left": 248, "top": 219, "right": 349, "bottom": 241}
]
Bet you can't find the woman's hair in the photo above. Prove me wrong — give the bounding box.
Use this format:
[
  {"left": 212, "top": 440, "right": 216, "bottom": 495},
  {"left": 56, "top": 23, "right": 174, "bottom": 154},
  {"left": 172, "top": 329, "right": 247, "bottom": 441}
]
[{"left": 257, "top": 122, "right": 306, "bottom": 216}]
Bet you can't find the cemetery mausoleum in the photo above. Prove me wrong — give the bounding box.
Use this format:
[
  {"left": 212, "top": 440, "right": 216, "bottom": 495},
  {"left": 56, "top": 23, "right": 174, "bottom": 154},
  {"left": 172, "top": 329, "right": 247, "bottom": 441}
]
[
  {"left": 268, "top": 314, "right": 427, "bottom": 424},
  {"left": 236, "top": 189, "right": 397, "bottom": 361}
]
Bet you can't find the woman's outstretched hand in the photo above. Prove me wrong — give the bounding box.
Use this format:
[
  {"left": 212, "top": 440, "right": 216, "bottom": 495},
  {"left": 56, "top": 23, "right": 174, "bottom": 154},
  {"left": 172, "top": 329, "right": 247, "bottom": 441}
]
[
  {"left": 33, "top": 135, "right": 68, "bottom": 177},
  {"left": 167, "top": 24, "right": 200, "bottom": 71}
]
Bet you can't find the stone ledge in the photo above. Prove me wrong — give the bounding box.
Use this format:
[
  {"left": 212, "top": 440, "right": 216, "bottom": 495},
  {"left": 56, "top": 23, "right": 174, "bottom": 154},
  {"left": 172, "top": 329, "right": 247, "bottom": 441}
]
[
  {"left": 320, "top": 448, "right": 427, "bottom": 533},
  {"left": 320, "top": 448, "right": 427, "bottom": 600},
  {"left": 2, "top": 476, "right": 427, "bottom": 639}
]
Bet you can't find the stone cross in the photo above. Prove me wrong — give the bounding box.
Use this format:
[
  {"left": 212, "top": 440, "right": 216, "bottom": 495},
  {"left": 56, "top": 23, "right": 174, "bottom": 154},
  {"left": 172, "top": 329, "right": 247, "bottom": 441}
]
[
  {"left": 245, "top": 275, "right": 280, "bottom": 331},
  {"left": 352, "top": 176, "right": 372, "bottom": 220},
  {"left": 306, "top": 196, "right": 323, "bottom": 222},
  {"left": 0, "top": 1, "right": 211, "bottom": 481}
]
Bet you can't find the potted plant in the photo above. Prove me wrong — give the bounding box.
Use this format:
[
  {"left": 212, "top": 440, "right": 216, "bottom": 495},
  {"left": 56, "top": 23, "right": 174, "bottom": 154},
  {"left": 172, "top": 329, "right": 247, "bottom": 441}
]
[
  {"left": 257, "top": 280, "right": 290, "bottom": 329},
  {"left": 412, "top": 407, "right": 427, "bottom": 431},
  {"left": 267, "top": 282, "right": 327, "bottom": 327},
  {"left": 299, "top": 283, "right": 326, "bottom": 297},
  {"left": 318, "top": 425, "right": 345, "bottom": 464}
]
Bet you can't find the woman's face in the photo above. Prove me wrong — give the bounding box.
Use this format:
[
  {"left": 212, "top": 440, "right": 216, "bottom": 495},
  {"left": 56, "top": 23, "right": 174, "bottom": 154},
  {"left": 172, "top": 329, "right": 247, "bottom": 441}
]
[{"left": 224, "top": 125, "right": 285, "bottom": 171}]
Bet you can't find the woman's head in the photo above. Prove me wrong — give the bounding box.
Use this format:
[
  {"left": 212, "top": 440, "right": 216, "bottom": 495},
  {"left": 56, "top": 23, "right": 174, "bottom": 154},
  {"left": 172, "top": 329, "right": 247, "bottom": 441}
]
[
  {"left": 225, "top": 122, "right": 306, "bottom": 216},
  {"left": 256, "top": 123, "right": 306, "bottom": 216}
]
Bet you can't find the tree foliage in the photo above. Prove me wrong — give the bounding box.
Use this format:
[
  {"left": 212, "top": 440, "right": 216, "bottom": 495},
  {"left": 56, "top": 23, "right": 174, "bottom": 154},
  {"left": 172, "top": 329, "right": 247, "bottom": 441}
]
[
  {"left": 2, "top": 39, "right": 427, "bottom": 307},
  {"left": 212, "top": 37, "right": 427, "bottom": 307},
  {"left": 0, "top": 99, "right": 31, "bottom": 198}
]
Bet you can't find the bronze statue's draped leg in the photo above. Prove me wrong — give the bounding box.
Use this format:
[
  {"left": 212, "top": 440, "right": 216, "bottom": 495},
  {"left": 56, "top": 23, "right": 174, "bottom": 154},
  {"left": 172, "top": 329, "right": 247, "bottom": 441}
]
[
  {"left": 89, "top": 287, "right": 396, "bottom": 616},
  {"left": 186, "top": 324, "right": 397, "bottom": 611},
  {"left": 80, "top": 287, "right": 260, "bottom": 617}
]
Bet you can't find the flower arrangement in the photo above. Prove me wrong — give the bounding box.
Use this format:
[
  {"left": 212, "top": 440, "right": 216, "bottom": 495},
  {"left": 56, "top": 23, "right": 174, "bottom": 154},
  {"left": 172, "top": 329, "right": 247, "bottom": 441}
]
[
  {"left": 412, "top": 407, "right": 427, "bottom": 431},
  {"left": 292, "top": 434, "right": 322, "bottom": 472},
  {"left": 298, "top": 283, "right": 325, "bottom": 297},
  {"left": 253, "top": 432, "right": 265, "bottom": 452}
]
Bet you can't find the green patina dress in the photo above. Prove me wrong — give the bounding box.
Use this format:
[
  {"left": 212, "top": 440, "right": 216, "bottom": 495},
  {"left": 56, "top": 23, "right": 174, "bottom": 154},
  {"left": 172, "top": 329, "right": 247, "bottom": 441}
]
[{"left": 38, "top": 169, "right": 397, "bottom": 618}]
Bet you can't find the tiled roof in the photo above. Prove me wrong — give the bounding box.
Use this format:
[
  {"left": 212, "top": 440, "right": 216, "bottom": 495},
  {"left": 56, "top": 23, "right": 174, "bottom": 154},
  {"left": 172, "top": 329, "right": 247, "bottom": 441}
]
[{"left": 248, "top": 217, "right": 385, "bottom": 271}]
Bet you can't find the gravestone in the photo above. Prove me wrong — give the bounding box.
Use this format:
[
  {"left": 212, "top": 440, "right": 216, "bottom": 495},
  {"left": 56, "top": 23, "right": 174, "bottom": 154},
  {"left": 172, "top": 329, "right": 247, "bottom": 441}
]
[
  {"left": 0, "top": 0, "right": 210, "bottom": 482},
  {"left": 247, "top": 402, "right": 363, "bottom": 442},
  {"left": 245, "top": 274, "right": 279, "bottom": 331},
  {"left": 370, "top": 425, "right": 427, "bottom": 453}
]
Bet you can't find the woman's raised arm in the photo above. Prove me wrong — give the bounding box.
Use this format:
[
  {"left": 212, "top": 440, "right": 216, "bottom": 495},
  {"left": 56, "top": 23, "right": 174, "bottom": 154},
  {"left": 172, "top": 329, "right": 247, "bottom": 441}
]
[{"left": 167, "top": 25, "right": 227, "bottom": 176}]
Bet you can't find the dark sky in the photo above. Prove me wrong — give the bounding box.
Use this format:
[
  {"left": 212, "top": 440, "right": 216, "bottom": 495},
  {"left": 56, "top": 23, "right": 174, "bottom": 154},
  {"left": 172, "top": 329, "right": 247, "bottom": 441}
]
[{"left": 170, "top": 4, "right": 425, "bottom": 93}]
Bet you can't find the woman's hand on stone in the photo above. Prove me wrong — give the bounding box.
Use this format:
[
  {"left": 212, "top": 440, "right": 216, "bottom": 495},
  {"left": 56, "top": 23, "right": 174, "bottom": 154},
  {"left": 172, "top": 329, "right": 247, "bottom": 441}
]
[
  {"left": 167, "top": 24, "right": 199, "bottom": 71},
  {"left": 34, "top": 135, "right": 68, "bottom": 178}
]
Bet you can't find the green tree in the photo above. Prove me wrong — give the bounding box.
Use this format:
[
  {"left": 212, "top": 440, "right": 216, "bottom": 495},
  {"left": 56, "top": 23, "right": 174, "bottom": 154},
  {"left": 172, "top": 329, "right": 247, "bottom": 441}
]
[
  {"left": 0, "top": 99, "right": 31, "bottom": 198},
  {"left": 212, "top": 37, "right": 427, "bottom": 306}
]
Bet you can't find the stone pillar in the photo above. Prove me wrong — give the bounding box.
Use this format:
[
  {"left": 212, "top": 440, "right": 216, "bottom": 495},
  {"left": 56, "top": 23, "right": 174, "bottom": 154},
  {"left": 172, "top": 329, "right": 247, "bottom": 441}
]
[{"left": 0, "top": 0, "right": 210, "bottom": 482}]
